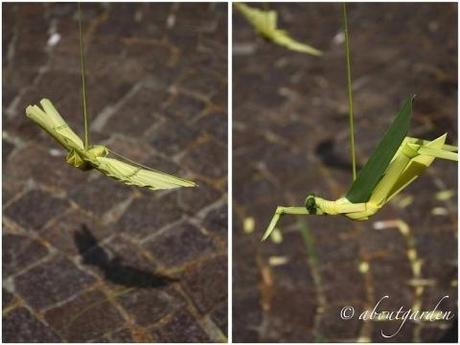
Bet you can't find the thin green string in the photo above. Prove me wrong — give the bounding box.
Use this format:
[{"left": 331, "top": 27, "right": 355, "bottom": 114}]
[
  {"left": 78, "top": 2, "right": 89, "bottom": 150},
  {"left": 343, "top": 3, "right": 357, "bottom": 181}
]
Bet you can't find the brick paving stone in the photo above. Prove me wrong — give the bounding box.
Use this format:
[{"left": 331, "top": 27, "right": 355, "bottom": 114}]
[
  {"left": 4, "top": 190, "right": 70, "bottom": 231},
  {"left": 202, "top": 203, "right": 227, "bottom": 240},
  {"left": 2, "top": 140, "right": 14, "bottom": 163},
  {"left": 128, "top": 41, "right": 173, "bottom": 75},
  {"left": 116, "top": 193, "right": 184, "bottom": 240},
  {"left": 168, "top": 33, "right": 200, "bottom": 58},
  {"left": 232, "top": 237, "right": 261, "bottom": 290},
  {"left": 95, "top": 4, "right": 153, "bottom": 38},
  {"left": 211, "top": 86, "right": 227, "bottom": 110},
  {"left": 233, "top": 172, "right": 274, "bottom": 207},
  {"left": 3, "top": 4, "right": 48, "bottom": 107},
  {"left": 232, "top": 291, "right": 263, "bottom": 342},
  {"left": 20, "top": 70, "right": 84, "bottom": 131},
  {"left": 317, "top": 305, "right": 362, "bottom": 341},
  {"left": 180, "top": 71, "right": 224, "bottom": 99},
  {"left": 102, "top": 86, "right": 167, "bottom": 138},
  {"left": 263, "top": 287, "right": 317, "bottom": 342},
  {"left": 150, "top": 309, "right": 211, "bottom": 343},
  {"left": 196, "top": 111, "right": 228, "bottom": 142},
  {"left": 182, "top": 137, "right": 227, "bottom": 179},
  {"left": 186, "top": 48, "right": 226, "bottom": 78},
  {"left": 421, "top": 327, "right": 454, "bottom": 343},
  {"left": 40, "top": 208, "right": 111, "bottom": 257},
  {"left": 358, "top": 226, "right": 408, "bottom": 258},
  {"left": 44, "top": 289, "right": 125, "bottom": 342},
  {"left": 260, "top": 232, "right": 316, "bottom": 278},
  {"left": 308, "top": 226, "right": 362, "bottom": 264},
  {"left": 164, "top": 93, "right": 208, "bottom": 123},
  {"left": 5, "top": 144, "right": 87, "bottom": 193},
  {"left": 177, "top": 181, "right": 221, "bottom": 214},
  {"left": 84, "top": 75, "right": 135, "bottom": 125},
  {"left": 415, "top": 232, "right": 458, "bottom": 279},
  {"left": 3, "top": 288, "right": 15, "bottom": 307},
  {"left": 145, "top": 222, "right": 216, "bottom": 269},
  {"left": 15, "top": 255, "right": 95, "bottom": 310},
  {"left": 142, "top": 152, "right": 184, "bottom": 178},
  {"left": 182, "top": 255, "right": 227, "bottom": 314},
  {"left": 3, "top": 307, "right": 61, "bottom": 342},
  {"left": 105, "top": 136, "right": 156, "bottom": 163},
  {"left": 148, "top": 62, "right": 187, "bottom": 89},
  {"left": 117, "top": 286, "right": 183, "bottom": 327},
  {"left": 2, "top": 6, "right": 15, "bottom": 102},
  {"left": 320, "top": 261, "right": 366, "bottom": 302},
  {"left": 103, "top": 235, "right": 159, "bottom": 274},
  {"left": 211, "top": 301, "right": 228, "bottom": 336},
  {"left": 269, "top": 257, "right": 316, "bottom": 291},
  {"left": 104, "top": 328, "right": 135, "bottom": 342},
  {"left": 364, "top": 258, "right": 415, "bottom": 306},
  {"left": 70, "top": 176, "right": 132, "bottom": 218},
  {"left": 150, "top": 120, "right": 201, "bottom": 157},
  {"left": 2, "top": 233, "right": 49, "bottom": 278}
]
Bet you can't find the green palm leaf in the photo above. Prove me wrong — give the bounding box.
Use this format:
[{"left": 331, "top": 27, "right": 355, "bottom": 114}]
[{"left": 345, "top": 96, "right": 414, "bottom": 203}]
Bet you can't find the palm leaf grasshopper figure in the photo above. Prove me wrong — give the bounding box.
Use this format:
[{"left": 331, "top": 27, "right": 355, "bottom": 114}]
[
  {"left": 25, "top": 4, "right": 196, "bottom": 191},
  {"left": 263, "top": 96, "right": 458, "bottom": 241},
  {"left": 235, "top": 3, "right": 322, "bottom": 56}
]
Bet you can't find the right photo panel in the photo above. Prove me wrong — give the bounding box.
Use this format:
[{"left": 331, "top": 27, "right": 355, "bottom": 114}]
[{"left": 233, "top": 2, "right": 457, "bottom": 343}]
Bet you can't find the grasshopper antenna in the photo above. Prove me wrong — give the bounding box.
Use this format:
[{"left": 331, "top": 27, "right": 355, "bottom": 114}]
[{"left": 78, "top": 2, "right": 89, "bottom": 150}]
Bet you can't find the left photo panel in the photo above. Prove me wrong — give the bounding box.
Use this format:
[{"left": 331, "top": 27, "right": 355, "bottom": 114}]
[{"left": 3, "top": 2, "right": 228, "bottom": 342}]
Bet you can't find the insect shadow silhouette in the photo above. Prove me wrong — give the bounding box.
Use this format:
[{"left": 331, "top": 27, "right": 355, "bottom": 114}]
[
  {"left": 315, "top": 138, "right": 362, "bottom": 172},
  {"left": 73, "top": 225, "right": 177, "bottom": 288}
]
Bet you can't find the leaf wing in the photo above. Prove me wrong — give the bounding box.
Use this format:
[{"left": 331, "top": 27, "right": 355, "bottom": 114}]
[
  {"left": 25, "top": 98, "right": 84, "bottom": 151},
  {"left": 235, "top": 3, "right": 277, "bottom": 33},
  {"left": 384, "top": 134, "right": 448, "bottom": 202},
  {"left": 345, "top": 96, "right": 414, "bottom": 203},
  {"left": 93, "top": 157, "right": 197, "bottom": 190},
  {"left": 271, "top": 29, "right": 323, "bottom": 56},
  {"left": 236, "top": 3, "right": 322, "bottom": 56}
]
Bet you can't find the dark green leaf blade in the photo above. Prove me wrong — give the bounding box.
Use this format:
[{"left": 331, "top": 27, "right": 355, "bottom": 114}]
[{"left": 345, "top": 96, "right": 414, "bottom": 203}]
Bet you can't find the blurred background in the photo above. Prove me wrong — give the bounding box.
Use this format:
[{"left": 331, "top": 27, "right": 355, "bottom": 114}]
[
  {"left": 3, "top": 2, "right": 227, "bottom": 342},
  {"left": 233, "top": 2, "right": 457, "bottom": 342}
]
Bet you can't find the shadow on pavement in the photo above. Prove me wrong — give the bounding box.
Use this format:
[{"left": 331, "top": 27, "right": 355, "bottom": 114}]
[
  {"left": 74, "top": 225, "right": 177, "bottom": 288},
  {"left": 315, "top": 138, "right": 362, "bottom": 172}
]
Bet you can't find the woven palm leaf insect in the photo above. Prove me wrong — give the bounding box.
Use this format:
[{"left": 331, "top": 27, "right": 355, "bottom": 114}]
[
  {"left": 25, "top": 4, "right": 196, "bottom": 191},
  {"left": 235, "top": 2, "right": 322, "bottom": 56},
  {"left": 262, "top": 96, "right": 458, "bottom": 241}
]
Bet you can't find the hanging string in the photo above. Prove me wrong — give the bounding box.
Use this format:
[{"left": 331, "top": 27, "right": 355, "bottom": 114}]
[
  {"left": 78, "top": 2, "right": 89, "bottom": 150},
  {"left": 343, "top": 3, "right": 357, "bottom": 181}
]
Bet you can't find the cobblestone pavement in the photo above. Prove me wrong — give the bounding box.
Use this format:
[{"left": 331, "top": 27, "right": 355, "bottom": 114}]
[
  {"left": 233, "top": 3, "right": 457, "bottom": 342},
  {"left": 3, "top": 3, "right": 227, "bottom": 342}
]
